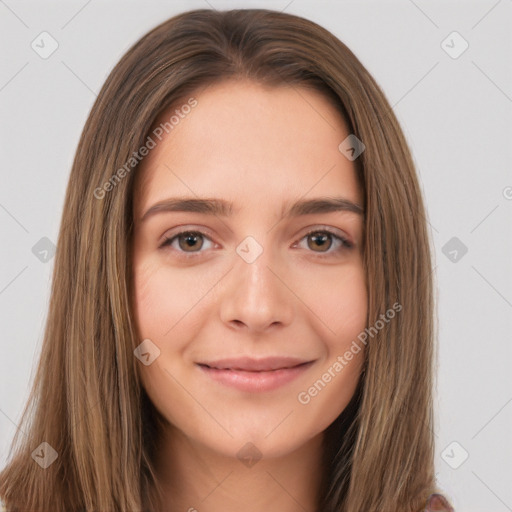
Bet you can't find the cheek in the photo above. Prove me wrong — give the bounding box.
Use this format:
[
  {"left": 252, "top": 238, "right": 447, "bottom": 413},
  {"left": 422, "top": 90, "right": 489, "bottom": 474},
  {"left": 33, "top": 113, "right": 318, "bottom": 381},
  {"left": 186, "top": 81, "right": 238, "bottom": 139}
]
[
  {"left": 131, "top": 260, "right": 203, "bottom": 422},
  {"left": 299, "top": 261, "right": 367, "bottom": 343},
  {"left": 131, "top": 257, "right": 222, "bottom": 400},
  {"left": 132, "top": 262, "right": 171, "bottom": 342},
  {"left": 132, "top": 259, "right": 210, "bottom": 343},
  {"left": 291, "top": 261, "right": 366, "bottom": 410}
]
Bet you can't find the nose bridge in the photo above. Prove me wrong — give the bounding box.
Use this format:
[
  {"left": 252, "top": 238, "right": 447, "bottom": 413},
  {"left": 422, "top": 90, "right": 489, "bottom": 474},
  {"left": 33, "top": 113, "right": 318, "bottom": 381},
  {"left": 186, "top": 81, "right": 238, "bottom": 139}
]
[{"left": 218, "top": 234, "right": 294, "bottom": 331}]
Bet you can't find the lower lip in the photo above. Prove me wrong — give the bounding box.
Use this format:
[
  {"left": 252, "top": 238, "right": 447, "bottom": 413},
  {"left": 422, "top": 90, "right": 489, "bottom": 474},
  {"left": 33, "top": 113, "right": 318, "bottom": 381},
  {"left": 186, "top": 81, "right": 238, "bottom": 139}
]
[{"left": 197, "top": 362, "right": 314, "bottom": 392}]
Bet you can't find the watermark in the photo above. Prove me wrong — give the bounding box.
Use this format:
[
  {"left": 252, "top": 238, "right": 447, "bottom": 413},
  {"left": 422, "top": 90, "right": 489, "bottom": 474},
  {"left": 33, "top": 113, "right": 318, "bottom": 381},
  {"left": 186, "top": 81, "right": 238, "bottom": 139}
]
[
  {"left": 31, "top": 236, "right": 56, "bottom": 263},
  {"left": 503, "top": 186, "right": 512, "bottom": 200},
  {"left": 338, "top": 134, "right": 365, "bottom": 161},
  {"left": 237, "top": 442, "right": 263, "bottom": 468},
  {"left": 31, "top": 441, "right": 58, "bottom": 469},
  {"left": 134, "top": 338, "right": 160, "bottom": 366},
  {"left": 31, "top": 31, "right": 59, "bottom": 59},
  {"left": 441, "top": 236, "right": 468, "bottom": 263},
  {"left": 441, "top": 441, "right": 469, "bottom": 470},
  {"left": 236, "top": 236, "right": 264, "bottom": 263},
  {"left": 93, "top": 97, "right": 198, "bottom": 200},
  {"left": 440, "top": 31, "right": 469, "bottom": 60},
  {"left": 297, "top": 301, "right": 402, "bottom": 405}
]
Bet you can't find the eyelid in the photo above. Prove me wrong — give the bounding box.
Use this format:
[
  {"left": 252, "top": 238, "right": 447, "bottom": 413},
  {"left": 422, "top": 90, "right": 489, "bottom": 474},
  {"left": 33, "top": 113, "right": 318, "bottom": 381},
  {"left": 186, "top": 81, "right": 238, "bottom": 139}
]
[
  {"left": 159, "top": 224, "right": 216, "bottom": 245},
  {"left": 158, "top": 226, "right": 218, "bottom": 258},
  {"left": 297, "top": 224, "right": 353, "bottom": 246},
  {"left": 292, "top": 227, "right": 354, "bottom": 257},
  {"left": 159, "top": 224, "right": 354, "bottom": 258}
]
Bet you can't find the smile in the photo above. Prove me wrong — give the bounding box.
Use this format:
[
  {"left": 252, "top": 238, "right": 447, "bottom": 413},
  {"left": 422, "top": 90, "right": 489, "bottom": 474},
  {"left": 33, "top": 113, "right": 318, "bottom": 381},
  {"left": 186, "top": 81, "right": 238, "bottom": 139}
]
[{"left": 196, "top": 357, "right": 315, "bottom": 392}]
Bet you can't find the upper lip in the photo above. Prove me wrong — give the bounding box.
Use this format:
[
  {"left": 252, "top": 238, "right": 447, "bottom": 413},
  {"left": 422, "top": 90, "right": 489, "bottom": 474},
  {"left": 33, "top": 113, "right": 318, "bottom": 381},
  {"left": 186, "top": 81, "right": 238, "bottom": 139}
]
[{"left": 197, "top": 356, "right": 313, "bottom": 372}]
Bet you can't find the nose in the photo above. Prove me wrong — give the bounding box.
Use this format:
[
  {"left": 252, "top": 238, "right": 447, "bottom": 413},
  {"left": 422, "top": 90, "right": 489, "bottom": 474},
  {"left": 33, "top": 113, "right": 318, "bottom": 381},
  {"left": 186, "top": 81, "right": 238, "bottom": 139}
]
[{"left": 218, "top": 240, "right": 294, "bottom": 334}]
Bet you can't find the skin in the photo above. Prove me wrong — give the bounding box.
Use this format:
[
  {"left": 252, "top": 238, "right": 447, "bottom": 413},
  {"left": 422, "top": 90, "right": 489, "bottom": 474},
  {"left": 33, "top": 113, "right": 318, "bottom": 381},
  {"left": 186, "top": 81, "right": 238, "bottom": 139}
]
[{"left": 131, "top": 79, "right": 367, "bottom": 512}]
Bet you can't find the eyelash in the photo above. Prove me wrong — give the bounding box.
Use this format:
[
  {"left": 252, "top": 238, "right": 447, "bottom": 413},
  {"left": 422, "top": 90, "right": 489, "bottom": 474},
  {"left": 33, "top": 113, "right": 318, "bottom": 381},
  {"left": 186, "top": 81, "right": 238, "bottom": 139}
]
[{"left": 159, "top": 227, "right": 353, "bottom": 260}]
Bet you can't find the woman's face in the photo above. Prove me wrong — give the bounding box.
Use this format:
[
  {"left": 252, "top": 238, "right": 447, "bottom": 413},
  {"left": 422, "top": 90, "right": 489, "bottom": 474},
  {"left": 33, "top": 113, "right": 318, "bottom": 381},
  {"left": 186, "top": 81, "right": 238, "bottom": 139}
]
[{"left": 131, "top": 79, "right": 367, "bottom": 460}]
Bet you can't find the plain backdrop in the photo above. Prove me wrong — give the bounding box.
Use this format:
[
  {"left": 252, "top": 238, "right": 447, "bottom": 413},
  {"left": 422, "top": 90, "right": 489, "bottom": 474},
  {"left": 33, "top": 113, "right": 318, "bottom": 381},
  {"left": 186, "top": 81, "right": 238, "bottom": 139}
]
[{"left": 0, "top": 1, "right": 511, "bottom": 511}]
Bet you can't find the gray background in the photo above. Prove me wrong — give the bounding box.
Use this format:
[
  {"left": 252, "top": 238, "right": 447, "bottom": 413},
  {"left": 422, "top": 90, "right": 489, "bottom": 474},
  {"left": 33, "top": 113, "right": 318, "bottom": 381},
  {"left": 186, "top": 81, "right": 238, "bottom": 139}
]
[{"left": 1, "top": 1, "right": 511, "bottom": 510}]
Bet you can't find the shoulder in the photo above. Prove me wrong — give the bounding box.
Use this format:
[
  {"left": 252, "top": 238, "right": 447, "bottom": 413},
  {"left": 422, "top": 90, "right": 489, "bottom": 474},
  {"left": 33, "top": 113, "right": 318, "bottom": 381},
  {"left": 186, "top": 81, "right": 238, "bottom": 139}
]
[{"left": 426, "top": 493, "right": 454, "bottom": 511}]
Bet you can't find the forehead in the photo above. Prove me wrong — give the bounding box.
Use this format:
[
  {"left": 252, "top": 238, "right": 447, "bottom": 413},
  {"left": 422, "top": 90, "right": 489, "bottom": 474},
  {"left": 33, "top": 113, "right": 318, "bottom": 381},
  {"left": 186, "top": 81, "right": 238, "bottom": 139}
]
[{"left": 133, "top": 79, "right": 361, "bottom": 217}]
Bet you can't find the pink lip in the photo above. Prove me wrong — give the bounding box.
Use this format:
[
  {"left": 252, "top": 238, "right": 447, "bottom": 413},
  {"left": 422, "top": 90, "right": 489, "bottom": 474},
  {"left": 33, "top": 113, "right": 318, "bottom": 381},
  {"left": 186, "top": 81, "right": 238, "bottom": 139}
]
[{"left": 196, "top": 357, "right": 315, "bottom": 392}]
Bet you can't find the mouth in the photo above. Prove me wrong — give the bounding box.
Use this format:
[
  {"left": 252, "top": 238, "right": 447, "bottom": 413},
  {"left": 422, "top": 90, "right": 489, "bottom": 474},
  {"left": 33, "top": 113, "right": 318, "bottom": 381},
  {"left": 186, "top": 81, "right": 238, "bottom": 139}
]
[{"left": 196, "top": 357, "right": 315, "bottom": 392}]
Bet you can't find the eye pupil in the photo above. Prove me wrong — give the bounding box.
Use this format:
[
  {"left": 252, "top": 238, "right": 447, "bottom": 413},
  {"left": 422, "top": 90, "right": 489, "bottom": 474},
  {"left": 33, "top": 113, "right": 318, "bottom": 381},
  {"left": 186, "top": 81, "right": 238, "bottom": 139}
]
[
  {"left": 308, "top": 232, "right": 332, "bottom": 252},
  {"left": 179, "top": 232, "right": 203, "bottom": 251}
]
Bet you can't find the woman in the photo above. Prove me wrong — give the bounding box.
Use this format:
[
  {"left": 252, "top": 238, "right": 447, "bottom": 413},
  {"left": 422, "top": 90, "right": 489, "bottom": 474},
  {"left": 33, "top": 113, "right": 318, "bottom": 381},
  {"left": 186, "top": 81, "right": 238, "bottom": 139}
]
[{"left": 0, "top": 8, "right": 454, "bottom": 512}]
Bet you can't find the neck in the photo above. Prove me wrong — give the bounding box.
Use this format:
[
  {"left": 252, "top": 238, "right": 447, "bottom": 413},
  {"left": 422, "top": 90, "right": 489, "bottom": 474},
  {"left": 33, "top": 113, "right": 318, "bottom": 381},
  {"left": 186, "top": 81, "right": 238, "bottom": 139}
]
[{"left": 152, "top": 425, "right": 325, "bottom": 512}]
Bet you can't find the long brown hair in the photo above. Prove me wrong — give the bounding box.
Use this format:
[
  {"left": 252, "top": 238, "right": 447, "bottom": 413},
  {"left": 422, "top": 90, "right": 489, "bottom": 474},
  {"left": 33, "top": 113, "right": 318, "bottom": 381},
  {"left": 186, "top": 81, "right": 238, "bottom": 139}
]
[{"left": 0, "top": 8, "right": 452, "bottom": 511}]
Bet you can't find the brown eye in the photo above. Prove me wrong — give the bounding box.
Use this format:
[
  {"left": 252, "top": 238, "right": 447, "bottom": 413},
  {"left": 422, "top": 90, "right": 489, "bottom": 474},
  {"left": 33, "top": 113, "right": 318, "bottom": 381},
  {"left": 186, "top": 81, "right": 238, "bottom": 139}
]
[
  {"left": 307, "top": 232, "right": 333, "bottom": 252},
  {"left": 177, "top": 232, "right": 204, "bottom": 252},
  {"left": 294, "top": 228, "right": 353, "bottom": 258},
  {"left": 161, "top": 230, "right": 213, "bottom": 254}
]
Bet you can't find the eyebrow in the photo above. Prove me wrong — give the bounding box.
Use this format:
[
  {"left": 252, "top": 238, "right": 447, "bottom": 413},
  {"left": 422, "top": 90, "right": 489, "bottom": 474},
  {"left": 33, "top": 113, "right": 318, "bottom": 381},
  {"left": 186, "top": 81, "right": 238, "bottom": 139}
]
[{"left": 140, "top": 196, "right": 364, "bottom": 222}]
